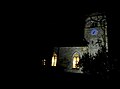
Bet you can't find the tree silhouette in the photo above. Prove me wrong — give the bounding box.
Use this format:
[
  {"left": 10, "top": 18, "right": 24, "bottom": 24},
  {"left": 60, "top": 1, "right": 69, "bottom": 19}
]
[{"left": 78, "top": 45, "right": 111, "bottom": 79}]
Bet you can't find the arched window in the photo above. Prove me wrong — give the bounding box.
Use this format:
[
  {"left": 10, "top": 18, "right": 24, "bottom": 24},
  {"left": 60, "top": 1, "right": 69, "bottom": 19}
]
[
  {"left": 73, "top": 52, "right": 80, "bottom": 69},
  {"left": 51, "top": 52, "right": 57, "bottom": 66}
]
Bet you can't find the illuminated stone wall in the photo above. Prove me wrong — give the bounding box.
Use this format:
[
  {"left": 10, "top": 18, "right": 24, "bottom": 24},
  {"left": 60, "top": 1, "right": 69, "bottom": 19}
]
[{"left": 54, "top": 47, "right": 88, "bottom": 73}]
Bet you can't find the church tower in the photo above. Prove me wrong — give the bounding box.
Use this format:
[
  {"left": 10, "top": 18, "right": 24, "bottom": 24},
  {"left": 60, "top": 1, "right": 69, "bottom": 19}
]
[{"left": 84, "top": 12, "right": 108, "bottom": 56}]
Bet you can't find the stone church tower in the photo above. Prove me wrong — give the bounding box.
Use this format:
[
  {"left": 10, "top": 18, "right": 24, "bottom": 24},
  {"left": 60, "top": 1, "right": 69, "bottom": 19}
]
[
  {"left": 84, "top": 12, "right": 108, "bottom": 56},
  {"left": 51, "top": 12, "right": 108, "bottom": 73}
]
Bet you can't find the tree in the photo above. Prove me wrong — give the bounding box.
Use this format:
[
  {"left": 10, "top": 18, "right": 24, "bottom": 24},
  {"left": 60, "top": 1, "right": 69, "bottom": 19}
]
[{"left": 78, "top": 46, "right": 111, "bottom": 79}]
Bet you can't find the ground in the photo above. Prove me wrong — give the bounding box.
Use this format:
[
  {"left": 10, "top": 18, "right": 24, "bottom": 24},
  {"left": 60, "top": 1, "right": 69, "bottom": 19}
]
[{"left": 29, "top": 66, "right": 120, "bottom": 81}]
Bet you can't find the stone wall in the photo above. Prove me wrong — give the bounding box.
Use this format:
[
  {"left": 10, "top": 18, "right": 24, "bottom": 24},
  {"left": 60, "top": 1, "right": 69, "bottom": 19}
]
[{"left": 54, "top": 47, "right": 88, "bottom": 73}]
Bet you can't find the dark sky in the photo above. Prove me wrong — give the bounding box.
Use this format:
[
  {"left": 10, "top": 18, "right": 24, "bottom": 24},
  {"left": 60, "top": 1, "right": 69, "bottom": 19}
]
[
  {"left": 20, "top": 1, "right": 118, "bottom": 60},
  {"left": 15, "top": 1, "right": 119, "bottom": 80}
]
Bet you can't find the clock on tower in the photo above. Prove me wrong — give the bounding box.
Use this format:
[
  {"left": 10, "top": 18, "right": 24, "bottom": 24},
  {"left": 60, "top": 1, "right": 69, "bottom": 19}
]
[
  {"left": 84, "top": 12, "right": 108, "bottom": 55},
  {"left": 90, "top": 28, "right": 98, "bottom": 35}
]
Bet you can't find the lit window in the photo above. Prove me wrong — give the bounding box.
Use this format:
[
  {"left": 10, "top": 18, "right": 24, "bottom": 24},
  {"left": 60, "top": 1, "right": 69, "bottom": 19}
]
[
  {"left": 42, "top": 59, "right": 46, "bottom": 66},
  {"left": 43, "top": 59, "right": 46, "bottom": 65},
  {"left": 51, "top": 52, "right": 57, "bottom": 66},
  {"left": 73, "top": 53, "right": 80, "bottom": 68}
]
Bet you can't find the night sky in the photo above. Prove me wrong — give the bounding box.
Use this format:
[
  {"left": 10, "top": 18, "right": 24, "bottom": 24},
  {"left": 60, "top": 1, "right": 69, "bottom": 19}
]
[
  {"left": 27, "top": 3, "right": 114, "bottom": 59},
  {"left": 18, "top": 1, "right": 119, "bottom": 73},
  {"left": 15, "top": 1, "right": 120, "bottom": 82}
]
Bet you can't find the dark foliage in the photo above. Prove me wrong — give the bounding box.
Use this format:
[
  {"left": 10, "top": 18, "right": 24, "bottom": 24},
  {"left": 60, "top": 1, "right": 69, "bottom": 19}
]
[{"left": 78, "top": 46, "right": 112, "bottom": 79}]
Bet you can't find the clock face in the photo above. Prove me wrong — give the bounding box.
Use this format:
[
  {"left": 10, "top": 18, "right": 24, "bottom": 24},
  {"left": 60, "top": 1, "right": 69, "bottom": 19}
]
[
  {"left": 84, "top": 27, "right": 104, "bottom": 42},
  {"left": 90, "top": 28, "right": 98, "bottom": 35}
]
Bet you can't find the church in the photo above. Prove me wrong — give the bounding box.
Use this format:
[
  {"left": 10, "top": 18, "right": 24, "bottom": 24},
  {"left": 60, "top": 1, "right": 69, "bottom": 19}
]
[{"left": 50, "top": 12, "right": 108, "bottom": 73}]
